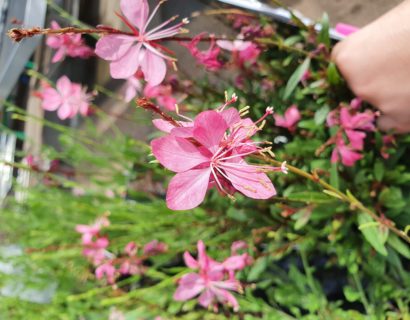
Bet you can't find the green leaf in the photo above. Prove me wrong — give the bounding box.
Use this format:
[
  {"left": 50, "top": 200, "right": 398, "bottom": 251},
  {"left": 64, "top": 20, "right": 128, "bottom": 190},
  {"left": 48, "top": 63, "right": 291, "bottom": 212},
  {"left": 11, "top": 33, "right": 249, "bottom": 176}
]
[
  {"left": 374, "top": 160, "right": 385, "bottom": 182},
  {"left": 330, "top": 162, "right": 340, "bottom": 189},
  {"left": 387, "top": 234, "right": 410, "bottom": 259},
  {"left": 318, "top": 13, "right": 330, "bottom": 49},
  {"left": 293, "top": 208, "right": 313, "bottom": 230},
  {"left": 314, "top": 105, "right": 330, "bottom": 125},
  {"left": 227, "top": 207, "right": 248, "bottom": 222},
  {"left": 283, "top": 58, "right": 311, "bottom": 100},
  {"left": 247, "top": 257, "right": 268, "bottom": 282},
  {"left": 326, "top": 62, "right": 342, "bottom": 85},
  {"left": 357, "top": 213, "right": 388, "bottom": 256},
  {"left": 343, "top": 286, "right": 361, "bottom": 302}
]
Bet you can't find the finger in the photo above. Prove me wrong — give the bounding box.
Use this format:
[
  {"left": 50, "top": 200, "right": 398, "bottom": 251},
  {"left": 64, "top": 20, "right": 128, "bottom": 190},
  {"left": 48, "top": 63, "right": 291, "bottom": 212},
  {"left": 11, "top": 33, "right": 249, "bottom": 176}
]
[{"left": 377, "top": 115, "right": 409, "bottom": 134}]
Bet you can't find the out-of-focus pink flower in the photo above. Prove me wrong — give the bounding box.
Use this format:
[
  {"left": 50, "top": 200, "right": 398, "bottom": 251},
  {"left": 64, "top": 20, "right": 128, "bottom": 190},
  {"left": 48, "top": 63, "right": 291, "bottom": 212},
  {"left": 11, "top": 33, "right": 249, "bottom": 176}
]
[
  {"left": 124, "top": 241, "right": 138, "bottom": 257},
  {"left": 274, "top": 105, "right": 301, "bottom": 132},
  {"left": 173, "top": 241, "right": 243, "bottom": 311},
  {"left": 40, "top": 76, "right": 93, "bottom": 120},
  {"left": 335, "top": 23, "right": 359, "bottom": 37},
  {"left": 350, "top": 97, "right": 362, "bottom": 110},
  {"left": 144, "top": 84, "right": 177, "bottom": 111},
  {"left": 82, "top": 237, "right": 110, "bottom": 265},
  {"left": 123, "top": 76, "right": 142, "bottom": 103},
  {"left": 143, "top": 240, "right": 168, "bottom": 256},
  {"left": 331, "top": 135, "right": 363, "bottom": 166},
  {"left": 118, "top": 259, "right": 143, "bottom": 276},
  {"left": 46, "top": 21, "right": 93, "bottom": 63},
  {"left": 151, "top": 99, "right": 283, "bottom": 210},
  {"left": 109, "top": 309, "right": 125, "bottom": 320},
  {"left": 181, "top": 33, "right": 223, "bottom": 71},
  {"left": 95, "top": 0, "right": 188, "bottom": 85},
  {"left": 95, "top": 262, "right": 117, "bottom": 284},
  {"left": 231, "top": 241, "right": 248, "bottom": 254},
  {"left": 76, "top": 215, "right": 110, "bottom": 245},
  {"left": 217, "top": 40, "right": 260, "bottom": 65}
]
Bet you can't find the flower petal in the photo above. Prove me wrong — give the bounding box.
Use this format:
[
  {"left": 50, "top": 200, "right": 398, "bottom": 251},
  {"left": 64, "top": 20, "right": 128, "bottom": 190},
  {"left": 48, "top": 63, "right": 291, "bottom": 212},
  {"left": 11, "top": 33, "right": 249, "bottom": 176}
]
[
  {"left": 198, "top": 289, "right": 215, "bottom": 308},
  {"left": 222, "top": 162, "right": 276, "bottom": 199},
  {"left": 110, "top": 43, "right": 143, "bottom": 79},
  {"left": 166, "top": 168, "right": 212, "bottom": 210},
  {"left": 151, "top": 135, "right": 210, "bottom": 172},
  {"left": 42, "top": 88, "right": 62, "bottom": 111},
  {"left": 120, "top": 0, "right": 149, "bottom": 31},
  {"left": 193, "top": 111, "right": 228, "bottom": 154},
  {"left": 95, "top": 35, "right": 136, "bottom": 61},
  {"left": 183, "top": 251, "right": 199, "bottom": 269},
  {"left": 140, "top": 50, "right": 167, "bottom": 86},
  {"left": 173, "top": 273, "right": 205, "bottom": 301},
  {"left": 221, "top": 108, "right": 241, "bottom": 127},
  {"left": 56, "top": 76, "right": 72, "bottom": 96}
]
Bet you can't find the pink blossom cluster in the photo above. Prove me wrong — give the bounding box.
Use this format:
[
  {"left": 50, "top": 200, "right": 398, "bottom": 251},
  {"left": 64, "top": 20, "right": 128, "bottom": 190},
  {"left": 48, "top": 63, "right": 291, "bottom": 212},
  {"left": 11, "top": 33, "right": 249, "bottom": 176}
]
[
  {"left": 95, "top": 0, "right": 188, "bottom": 86},
  {"left": 75, "top": 215, "right": 167, "bottom": 284},
  {"left": 46, "top": 21, "right": 94, "bottom": 63},
  {"left": 39, "top": 75, "right": 94, "bottom": 120},
  {"left": 327, "top": 99, "right": 376, "bottom": 166},
  {"left": 174, "top": 240, "right": 252, "bottom": 311},
  {"left": 151, "top": 95, "right": 287, "bottom": 210}
]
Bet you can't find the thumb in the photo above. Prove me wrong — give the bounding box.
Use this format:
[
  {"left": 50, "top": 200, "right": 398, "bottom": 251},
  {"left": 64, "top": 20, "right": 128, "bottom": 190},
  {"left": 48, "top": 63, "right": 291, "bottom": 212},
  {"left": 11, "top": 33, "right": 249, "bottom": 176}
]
[{"left": 377, "top": 115, "right": 409, "bottom": 134}]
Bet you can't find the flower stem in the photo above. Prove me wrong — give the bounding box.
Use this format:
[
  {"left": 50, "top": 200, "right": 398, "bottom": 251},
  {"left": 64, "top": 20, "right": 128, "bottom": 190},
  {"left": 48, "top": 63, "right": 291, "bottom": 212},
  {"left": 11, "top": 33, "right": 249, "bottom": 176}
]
[{"left": 262, "top": 156, "right": 410, "bottom": 245}]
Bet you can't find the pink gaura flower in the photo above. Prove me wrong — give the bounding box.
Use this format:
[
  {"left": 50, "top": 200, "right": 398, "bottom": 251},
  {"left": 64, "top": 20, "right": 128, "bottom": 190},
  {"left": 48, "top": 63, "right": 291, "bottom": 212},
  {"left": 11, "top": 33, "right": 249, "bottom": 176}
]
[
  {"left": 331, "top": 135, "right": 363, "bottom": 166},
  {"left": 217, "top": 39, "right": 260, "bottom": 65},
  {"left": 75, "top": 215, "right": 110, "bottom": 245},
  {"left": 123, "top": 76, "right": 142, "bottom": 102},
  {"left": 40, "top": 76, "right": 93, "bottom": 120},
  {"left": 95, "top": 0, "right": 188, "bottom": 85},
  {"left": 151, "top": 97, "right": 284, "bottom": 210},
  {"left": 274, "top": 105, "right": 301, "bottom": 132},
  {"left": 335, "top": 23, "right": 359, "bottom": 37},
  {"left": 118, "top": 258, "right": 144, "bottom": 276},
  {"left": 46, "top": 21, "right": 94, "bottom": 63},
  {"left": 82, "top": 237, "right": 110, "bottom": 265},
  {"left": 143, "top": 240, "right": 168, "bottom": 256},
  {"left": 181, "top": 33, "right": 223, "bottom": 71},
  {"left": 95, "top": 262, "right": 117, "bottom": 284},
  {"left": 174, "top": 240, "right": 245, "bottom": 311},
  {"left": 144, "top": 84, "right": 177, "bottom": 111}
]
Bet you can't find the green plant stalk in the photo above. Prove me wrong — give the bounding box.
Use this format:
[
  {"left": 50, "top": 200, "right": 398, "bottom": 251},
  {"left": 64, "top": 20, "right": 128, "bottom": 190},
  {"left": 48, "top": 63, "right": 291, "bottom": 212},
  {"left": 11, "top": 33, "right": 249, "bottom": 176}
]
[
  {"left": 263, "top": 157, "right": 410, "bottom": 245},
  {"left": 352, "top": 271, "right": 373, "bottom": 316}
]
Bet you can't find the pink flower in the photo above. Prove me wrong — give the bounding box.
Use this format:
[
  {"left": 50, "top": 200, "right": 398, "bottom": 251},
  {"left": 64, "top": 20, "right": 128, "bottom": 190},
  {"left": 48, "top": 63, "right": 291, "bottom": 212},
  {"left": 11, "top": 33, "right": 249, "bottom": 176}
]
[
  {"left": 335, "top": 23, "right": 359, "bottom": 37},
  {"left": 144, "top": 84, "right": 177, "bottom": 111},
  {"left": 123, "top": 76, "right": 142, "bottom": 102},
  {"left": 216, "top": 39, "right": 252, "bottom": 52},
  {"left": 274, "top": 105, "right": 301, "bottom": 131},
  {"left": 174, "top": 241, "right": 242, "bottom": 311},
  {"left": 46, "top": 21, "right": 94, "bottom": 63},
  {"left": 331, "top": 135, "right": 363, "bottom": 167},
  {"left": 76, "top": 215, "right": 110, "bottom": 245},
  {"left": 181, "top": 33, "right": 223, "bottom": 71},
  {"left": 143, "top": 240, "right": 168, "bottom": 256},
  {"left": 118, "top": 258, "right": 144, "bottom": 276},
  {"left": 95, "top": 0, "right": 188, "bottom": 85},
  {"left": 95, "top": 262, "right": 117, "bottom": 284},
  {"left": 40, "top": 75, "right": 93, "bottom": 120},
  {"left": 82, "top": 237, "right": 110, "bottom": 265},
  {"left": 124, "top": 241, "right": 138, "bottom": 257},
  {"left": 231, "top": 241, "right": 248, "bottom": 254},
  {"left": 151, "top": 100, "right": 282, "bottom": 210},
  {"left": 217, "top": 40, "right": 260, "bottom": 65}
]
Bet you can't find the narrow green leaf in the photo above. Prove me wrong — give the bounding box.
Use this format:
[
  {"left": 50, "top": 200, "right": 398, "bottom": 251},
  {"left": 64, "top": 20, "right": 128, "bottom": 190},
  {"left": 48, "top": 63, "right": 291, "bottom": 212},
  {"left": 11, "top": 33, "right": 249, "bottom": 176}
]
[
  {"left": 387, "top": 234, "right": 410, "bottom": 259},
  {"left": 327, "top": 63, "right": 342, "bottom": 85},
  {"left": 343, "top": 286, "right": 361, "bottom": 302},
  {"left": 318, "top": 13, "right": 330, "bottom": 49},
  {"left": 314, "top": 105, "right": 330, "bottom": 125},
  {"left": 283, "top": 58, "right": 311, "bottom": 100},
  {"left": 357, "top": 213, "right": 388, "bottom": 256},
  {"left": 293, "top": 208, "right": 313, "bottom": 230},
  {"left": 374, "top": 160, "right": 385, "bottom": 182},
  {"left": 247, "top": 257, "right": 268, "bottom": 282}
]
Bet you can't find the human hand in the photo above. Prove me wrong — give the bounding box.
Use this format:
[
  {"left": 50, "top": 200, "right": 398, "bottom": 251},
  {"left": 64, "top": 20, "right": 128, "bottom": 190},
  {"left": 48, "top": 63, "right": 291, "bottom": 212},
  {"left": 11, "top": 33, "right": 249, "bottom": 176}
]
[{"left": 332, "top": 0, "right": 410, "bottom": 133}]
